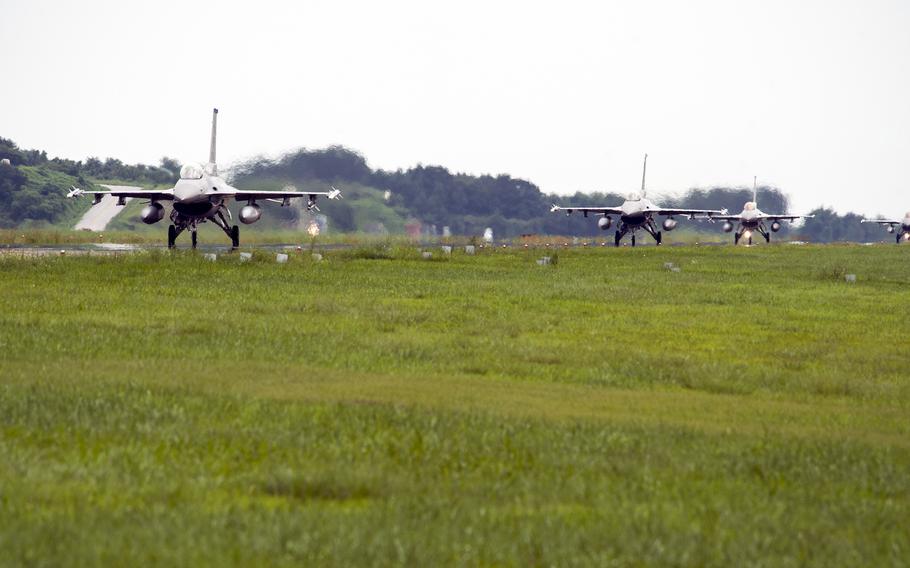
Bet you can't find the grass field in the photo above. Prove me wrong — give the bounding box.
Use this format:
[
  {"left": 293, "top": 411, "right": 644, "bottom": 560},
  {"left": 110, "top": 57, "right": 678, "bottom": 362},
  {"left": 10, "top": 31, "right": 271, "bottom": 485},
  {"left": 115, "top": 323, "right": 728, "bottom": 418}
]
[{"left": 1, "top": 244, "right": 908, "bottom": 566}]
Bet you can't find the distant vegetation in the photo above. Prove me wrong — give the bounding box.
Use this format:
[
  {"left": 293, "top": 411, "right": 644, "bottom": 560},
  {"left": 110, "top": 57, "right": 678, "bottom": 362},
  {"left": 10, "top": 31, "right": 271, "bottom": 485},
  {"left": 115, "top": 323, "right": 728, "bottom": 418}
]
[
  {"left": 0, "top": 136, "right": 179, "bottom": 228},
  {"left": 0, "top": 135, "right": 895, "bottom": 241},
  {"left": 801, "top": 207, "right": 891, "bottom": 243}
]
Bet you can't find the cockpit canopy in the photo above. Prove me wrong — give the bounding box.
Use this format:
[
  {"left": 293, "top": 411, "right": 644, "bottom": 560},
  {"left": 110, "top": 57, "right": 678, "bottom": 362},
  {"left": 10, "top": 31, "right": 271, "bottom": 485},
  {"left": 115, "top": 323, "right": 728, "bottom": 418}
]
[
  {"left": 744, "top": 202, "right": 757, "bottom": 211},
  {"left": 626, "top": 192, "right": 642, "bottom": 201},
  {"left": 180, "top": 163, "right": 205, "bottom": 180}
]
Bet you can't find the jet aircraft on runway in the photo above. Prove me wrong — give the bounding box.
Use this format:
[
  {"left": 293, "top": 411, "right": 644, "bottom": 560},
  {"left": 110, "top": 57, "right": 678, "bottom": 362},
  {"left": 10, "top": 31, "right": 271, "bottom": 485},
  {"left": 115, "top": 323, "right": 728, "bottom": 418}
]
[
  {"left": 68, "top": 109, "right": 341, "bottom": 248},
  {"left": 861, "top": 213, "right": 910, "bottom": 243},
  {"left": 708, "top": 177, "right": 813, "bottom": 245},
  {"left": 550, "top": 155, "right": 725, "bottom": 246}
]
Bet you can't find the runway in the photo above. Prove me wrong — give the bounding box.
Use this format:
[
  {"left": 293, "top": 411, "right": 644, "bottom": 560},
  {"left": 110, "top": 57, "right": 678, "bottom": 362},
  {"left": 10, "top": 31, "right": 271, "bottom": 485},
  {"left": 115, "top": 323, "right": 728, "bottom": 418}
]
[
  {"left": 0, "top": 240, "right": 824, "bottom": 257},
  {"left": 72, "top": 186, "right": 138, "bottom": 231},
  {"left": 0, "top": 243, "right": 340, "bottom": 257}
]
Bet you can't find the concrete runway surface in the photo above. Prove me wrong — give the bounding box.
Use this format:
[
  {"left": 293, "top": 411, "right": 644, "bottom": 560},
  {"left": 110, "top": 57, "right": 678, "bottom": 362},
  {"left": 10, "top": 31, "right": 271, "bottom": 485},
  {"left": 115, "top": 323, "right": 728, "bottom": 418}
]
[{"left": 73, "top": 186, "right": 138, "bottom": 231}]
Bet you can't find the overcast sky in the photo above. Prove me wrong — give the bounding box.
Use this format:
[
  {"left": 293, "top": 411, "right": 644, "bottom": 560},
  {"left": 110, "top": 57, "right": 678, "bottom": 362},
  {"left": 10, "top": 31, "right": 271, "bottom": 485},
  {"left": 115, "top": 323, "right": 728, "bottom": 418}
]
[{"left": 2, "top": 0, "right": 908, "bottom": 214}]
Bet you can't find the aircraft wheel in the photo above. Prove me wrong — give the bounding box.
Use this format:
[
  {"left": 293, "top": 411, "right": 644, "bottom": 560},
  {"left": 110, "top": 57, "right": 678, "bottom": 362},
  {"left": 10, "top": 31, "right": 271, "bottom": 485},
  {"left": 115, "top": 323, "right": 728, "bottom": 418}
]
[
  {"left": 191, "top": 231, "right": 198, "bottom": 249},
  {"left": 168, "top": 225, "right": 176, "bottom": 249},
  {"left": 231, "top": 225, "right": 240, "bottom": 248},
  {"left": 764, "top": 233, "right": 770, "bottom": 243},
  {"left": 631, "top": 234, "right": 636, "bottom": 247},
  {"left": 748, "top": 236, "right": 753, "bottom": 246},
  {"left": 734, "top": 232, "right": 740, "bottom": 245},
  {"left": 614, "top": 230, "right": 622, "bottom": 247},
  {"left": 655, "top": 231, "right": 662, "bottom": 245}
]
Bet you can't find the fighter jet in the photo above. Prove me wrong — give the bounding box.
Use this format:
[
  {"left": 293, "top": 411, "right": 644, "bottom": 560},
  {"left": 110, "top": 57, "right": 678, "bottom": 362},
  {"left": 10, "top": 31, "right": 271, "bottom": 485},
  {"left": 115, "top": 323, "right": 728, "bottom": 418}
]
[
  {"left": 68, "top": 109, "right": 342, "bottom": 248},
  {"left": 550, "top": 154, "right": 725, "bottom": 246},
  {"left": 861, "top": 213, "right": 910, "bottom": 243},
  {"left": 708, "top": 177, "right": 813, "bottom": 245}
]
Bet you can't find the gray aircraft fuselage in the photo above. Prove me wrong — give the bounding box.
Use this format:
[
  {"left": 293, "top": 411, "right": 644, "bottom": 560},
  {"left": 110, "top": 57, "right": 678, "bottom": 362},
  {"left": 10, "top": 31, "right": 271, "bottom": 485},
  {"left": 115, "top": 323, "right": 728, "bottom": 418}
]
[
  {"left": 171, "top": 169, "right": 236, "bottom": 219},
  {"left": 618, "top": 195, "right": 656, "bottom": 228},
  {"left": 737, "top": 204, "right": 765, "bottom": 230}
]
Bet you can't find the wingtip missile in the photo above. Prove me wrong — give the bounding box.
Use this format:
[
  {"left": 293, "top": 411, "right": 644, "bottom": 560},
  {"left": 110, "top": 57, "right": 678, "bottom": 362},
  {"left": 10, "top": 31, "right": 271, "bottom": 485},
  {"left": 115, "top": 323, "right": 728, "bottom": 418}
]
[
  {"left": 329, "top": 186, "right": 343, "bottom": 200},
  {"left": 66, "top": 186, "right": 84, "bottom": 198}
]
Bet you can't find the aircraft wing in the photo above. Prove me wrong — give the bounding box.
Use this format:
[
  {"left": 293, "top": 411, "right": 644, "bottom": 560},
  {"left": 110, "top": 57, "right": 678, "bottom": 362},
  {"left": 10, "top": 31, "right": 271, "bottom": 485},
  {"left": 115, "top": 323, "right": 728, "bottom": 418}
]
[
  {"left": 861, "top": 218, "right": 902, "bottom": 225},
  {"left": 649, "top": 207, "right": 727, "bottom": 218},
  {"left": 67, "top": 186, "right": 175, "bottom": 201},
  {"left": 550, "top": 204, "right": 623, "bottom": 215},
  {"left": 759, "top": 214, "right": 814, "bottom": 221},
  {"left": 705, "top": 214, "right": 742, "bottom": 222},
  {"left": 230, "top": 187, "right": 342, "bottom": 202}
]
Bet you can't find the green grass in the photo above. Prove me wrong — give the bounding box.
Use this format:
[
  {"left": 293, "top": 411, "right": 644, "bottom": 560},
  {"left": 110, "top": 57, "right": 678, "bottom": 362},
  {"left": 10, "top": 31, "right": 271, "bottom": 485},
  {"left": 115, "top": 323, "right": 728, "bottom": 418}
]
[
  {"left": 1, "top": 245, "right": 908, "bottom": 566},
  {"left": 0, "top": 229, "right": 420, "bottom": 246}
]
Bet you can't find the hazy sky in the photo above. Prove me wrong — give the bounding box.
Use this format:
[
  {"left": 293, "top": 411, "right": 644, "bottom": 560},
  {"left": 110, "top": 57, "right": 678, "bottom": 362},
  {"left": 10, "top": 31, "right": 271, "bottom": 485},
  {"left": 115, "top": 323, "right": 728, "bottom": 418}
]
[{"left": 2, "top": 0, "right": 908, "bottom": 214}]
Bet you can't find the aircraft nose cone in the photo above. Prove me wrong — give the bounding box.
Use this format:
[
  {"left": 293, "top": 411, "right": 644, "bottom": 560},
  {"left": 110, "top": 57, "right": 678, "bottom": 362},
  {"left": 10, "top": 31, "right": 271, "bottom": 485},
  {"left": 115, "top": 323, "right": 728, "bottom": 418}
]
[{"left": 174, "top": 181, "right": 205, "bottom": 203}]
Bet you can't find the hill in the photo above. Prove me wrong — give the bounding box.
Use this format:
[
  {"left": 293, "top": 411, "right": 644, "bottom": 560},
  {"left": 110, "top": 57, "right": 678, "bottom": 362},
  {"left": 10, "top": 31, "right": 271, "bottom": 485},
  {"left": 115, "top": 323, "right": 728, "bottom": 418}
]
[
  {"left": 0, "top": 135, "right": 893, "bottom": 241},
  {"left": 0, "top": 136, "right": 179, "bottom": 229}
]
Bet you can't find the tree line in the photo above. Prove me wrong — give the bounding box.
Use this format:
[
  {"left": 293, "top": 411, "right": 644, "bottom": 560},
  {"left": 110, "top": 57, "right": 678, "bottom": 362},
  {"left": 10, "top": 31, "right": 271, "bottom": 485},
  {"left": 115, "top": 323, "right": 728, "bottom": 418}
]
[
  {"left": 0, "top": 136, "right": 180, "bottom": 185},
  {"left": 0, "top": 136, "right": 181, "bottom": 227},
  {"left": 235, "top": 146, "right": 888, "bottom": 241},
  {"left": 0, "top": 135, "right": 899, "bottom": 241}
]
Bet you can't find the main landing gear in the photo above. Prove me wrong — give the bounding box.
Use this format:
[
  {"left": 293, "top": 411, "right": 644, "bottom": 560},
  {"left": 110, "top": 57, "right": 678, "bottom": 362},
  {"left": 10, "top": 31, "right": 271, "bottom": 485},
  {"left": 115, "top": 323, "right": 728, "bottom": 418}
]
[
  {"left": 167, "top": 210, "right": 240, "bottom": 250},
  {"left": 735, "top": 226, "right": 772, "bottom": 246},
  {"left": 168, "top": 224, "right": 239, "bottom": 249},
  {"left": 167, "top": 225, "right": 200, "bottom": 249},
  {"left": 614, "top": 226, "right": 662, "bottom": 247},
  {"left": 734, "top": 232, "right": 761, "bottom": 245},
  {"left": 211, "top": 208, "right": 240, "bottom": 249}
]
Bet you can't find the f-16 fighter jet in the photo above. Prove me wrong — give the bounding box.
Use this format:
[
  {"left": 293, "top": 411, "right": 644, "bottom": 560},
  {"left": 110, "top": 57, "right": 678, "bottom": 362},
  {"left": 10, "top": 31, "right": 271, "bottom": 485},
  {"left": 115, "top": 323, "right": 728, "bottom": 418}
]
[
  {"left": 861, "top": 213, "right": 910, "bottom": 243},
  {"left": 68, "top": 109, "right": 341, "bottom": 248},
  {"left": 709, "top": 177, "right": 813, "bottom": 245},
  {"left": 550, "top": 154, "right": 725, "bottom": 246}
]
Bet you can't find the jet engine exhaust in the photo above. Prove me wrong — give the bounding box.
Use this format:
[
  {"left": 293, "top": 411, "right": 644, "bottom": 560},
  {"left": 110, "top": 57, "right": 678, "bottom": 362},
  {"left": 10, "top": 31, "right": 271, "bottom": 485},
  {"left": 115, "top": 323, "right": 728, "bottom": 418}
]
[{"left": 140, "top": 202, "right": 165, "bottom": 224}]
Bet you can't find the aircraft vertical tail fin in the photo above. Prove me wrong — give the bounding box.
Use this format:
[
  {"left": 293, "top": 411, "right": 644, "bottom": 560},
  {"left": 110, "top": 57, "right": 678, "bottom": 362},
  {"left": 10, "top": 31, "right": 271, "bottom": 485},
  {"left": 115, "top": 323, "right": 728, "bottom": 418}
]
[
  {"left": 208, "top": 108, "right": 218, "bottom": 174},
  {"left": 641, "top": 153, "right": 648, "bottom": 197},
  {"left": 752, "top": 175, "right": 757, "bottom": 207}
]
